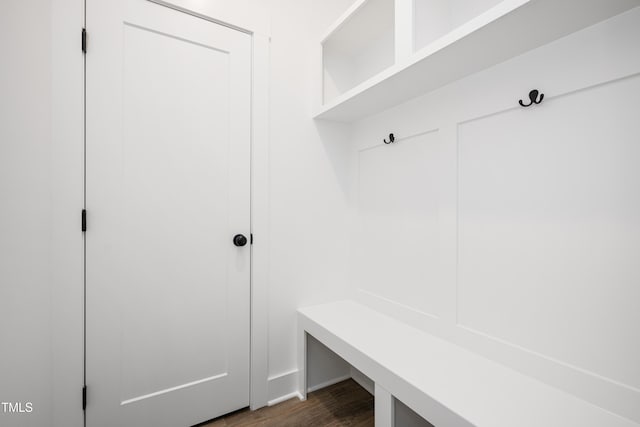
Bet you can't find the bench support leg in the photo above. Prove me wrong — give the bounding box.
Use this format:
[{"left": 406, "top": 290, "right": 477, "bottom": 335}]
[
  {"left": 375, "top": 384, "right": 395, "bottom": 427},
  {"left": 297, "top": 327, "right": 308, "bottom": 401}
]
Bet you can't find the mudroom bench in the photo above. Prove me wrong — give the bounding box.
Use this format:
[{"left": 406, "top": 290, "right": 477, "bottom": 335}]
[{"left": 297, "top": 300, "right": 638, "bottom": 427}]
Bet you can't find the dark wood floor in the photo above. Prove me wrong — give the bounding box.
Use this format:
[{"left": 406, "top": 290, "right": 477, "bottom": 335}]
[{"left": 202, "top": 379, "right": 374, "bottom": 427}]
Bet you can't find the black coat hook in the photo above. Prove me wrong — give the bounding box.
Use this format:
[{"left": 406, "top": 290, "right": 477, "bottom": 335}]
[
  {"left": 519, "top": 89, "right": 544, "bottom": 107},
  {"left": 383, "top": 133, "right": 395, "bottom": 144}
]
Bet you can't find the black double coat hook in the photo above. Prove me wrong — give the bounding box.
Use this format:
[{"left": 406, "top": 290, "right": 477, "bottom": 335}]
[
  {"left": 383, "top": 133, "right": 395, "bottom": 144},
  {"left": 519, "top": 89, "right": 544, "bottom": 107}
]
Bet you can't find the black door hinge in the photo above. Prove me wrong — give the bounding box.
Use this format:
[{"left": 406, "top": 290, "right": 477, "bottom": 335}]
[
  {"left": 82, "top": 28, "right": 87, "bottom": 54},
  {"left": 82, "top": 209, "right": 87, "bottom": 232},
  {"left": 250, "top": 233, "right": 253, "bottom": 245},
  {"left": 82, "top": 386, "right": 87, "bottom": 411}
]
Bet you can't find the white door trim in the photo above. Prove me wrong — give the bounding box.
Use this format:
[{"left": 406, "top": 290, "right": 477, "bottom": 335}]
[
  {"left": 51, "top": 2, "right": 271, "bottom": 425},
  {"left": 249, "top": 31, "right": 271, "bottom": 410},
  {"left": 51, "top": 1, "right": 85, "bottom": 426}
]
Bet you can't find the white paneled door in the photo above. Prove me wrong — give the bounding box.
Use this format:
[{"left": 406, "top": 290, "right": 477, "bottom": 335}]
[{"left": 85, "top": 1, "right": 251, "bottom": 426}]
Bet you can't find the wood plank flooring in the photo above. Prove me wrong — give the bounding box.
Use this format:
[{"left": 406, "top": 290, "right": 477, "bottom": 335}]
[{"left": 201, "top": 379, "right": 374, "bottom": 427}]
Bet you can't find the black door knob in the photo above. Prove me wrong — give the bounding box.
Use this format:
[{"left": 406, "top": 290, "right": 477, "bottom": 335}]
[{"left": 233, "top": 234, "right": 248, "bottom": 247}]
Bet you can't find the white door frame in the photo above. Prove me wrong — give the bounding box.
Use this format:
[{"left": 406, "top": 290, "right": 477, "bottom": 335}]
[{"left": 51, "top": 2, "right": 271, "bottom": 425}]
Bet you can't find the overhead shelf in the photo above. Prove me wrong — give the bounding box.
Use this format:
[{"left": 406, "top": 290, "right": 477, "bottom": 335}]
[
  {"left": 321, "top": 0, "right": 395, "bottom": 105},
  {"left": 314, "top": 0, "right": 640, "bottom": 122}
]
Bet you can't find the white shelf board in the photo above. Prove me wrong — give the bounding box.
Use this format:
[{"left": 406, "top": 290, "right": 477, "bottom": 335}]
[
  {"left": 299, "top": 300, "right": 640, "bottom": 427},
  {"left": 321, "top": 0, "right": 394, "bottom": 54},
  {"left": 313, "top": 0, "right": 640, "bottom": 122}
]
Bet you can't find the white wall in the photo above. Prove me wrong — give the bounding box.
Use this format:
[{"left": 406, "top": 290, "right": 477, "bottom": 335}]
[
  {"left": 259, "top": 0, "right": 358, "bottom": 403},
  {"left": 1, "top": 3, "right": 83, "bottom": 427},
  {"left": 350, "top": 7, "right": 640, "bottom": 424},
  {"left": 0, "top": 2, "right": 53, "bottom": 427}
]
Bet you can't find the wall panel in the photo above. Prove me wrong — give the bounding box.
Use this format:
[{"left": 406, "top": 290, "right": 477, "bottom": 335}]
[
  {"left": 458, "top": 74, "right": 640, "bottom": 390},
  {"left": 356, "top": 130, "right": 445, "bottom": 319}
]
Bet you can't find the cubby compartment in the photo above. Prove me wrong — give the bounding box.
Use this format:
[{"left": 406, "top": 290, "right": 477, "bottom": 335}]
[
  {"left": 322, "top": 0, "right": 395, "bottom": 104},
  {"left": 413, "top": 0, "right": 504, "bottom": 52}
]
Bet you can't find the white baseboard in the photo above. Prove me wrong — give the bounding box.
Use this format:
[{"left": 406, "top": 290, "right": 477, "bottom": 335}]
[
  {"left": 268, "top": 391, "right": 303, "bottom": 407},
  {"left": 267, "top": 369, "right": 355, "bottom": 406},
  {"left": 307, "top": 374, "right": 351, "bottom": 393},
  {"left": 267, "top": 369, "right": 299, "bottom": 406}
]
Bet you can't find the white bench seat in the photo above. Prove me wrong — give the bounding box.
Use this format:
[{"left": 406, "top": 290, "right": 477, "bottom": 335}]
[{"left": 297, "top": 300, "right": 638, "bottom": 427}]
